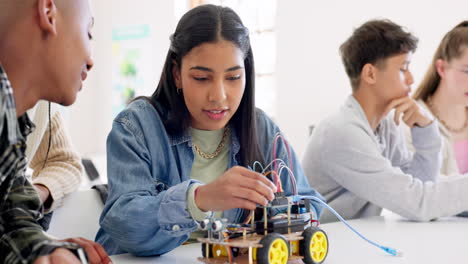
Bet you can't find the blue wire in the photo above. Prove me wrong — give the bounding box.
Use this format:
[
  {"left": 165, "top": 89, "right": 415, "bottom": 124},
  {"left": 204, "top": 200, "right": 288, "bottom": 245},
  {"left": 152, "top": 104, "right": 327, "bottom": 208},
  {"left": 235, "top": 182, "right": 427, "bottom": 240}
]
[{"left": 299, "top": 195, "right": 401, "bottom": 257}]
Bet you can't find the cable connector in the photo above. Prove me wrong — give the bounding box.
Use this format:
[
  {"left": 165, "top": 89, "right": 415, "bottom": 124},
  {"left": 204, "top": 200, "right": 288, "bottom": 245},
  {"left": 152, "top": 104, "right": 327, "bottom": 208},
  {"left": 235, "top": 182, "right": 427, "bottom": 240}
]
[
  {"left": 300, "top": 195, "right": 402, "bottom": 258},
  {"left": 380, "top": 246, "right": 403, "bottom": 257},
  {"left": 292, "top": 195, "right": 302, "bottom": 203}
]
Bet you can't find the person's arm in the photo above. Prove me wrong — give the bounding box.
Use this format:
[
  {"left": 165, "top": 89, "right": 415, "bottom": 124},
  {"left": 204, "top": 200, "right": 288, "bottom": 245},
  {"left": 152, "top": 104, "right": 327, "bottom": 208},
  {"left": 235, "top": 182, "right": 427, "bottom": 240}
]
[
  {"left": 0, "top": 173, "right": 61, "bottom": 263},
  {"left": 386, "top": 98, "right": 441, "bottom": 182},
  {"left": 0, "top": 173, "right": 110, "bottom": 264},
  {"left": 99, "top": 118, "right": 199, "bottom": 256},
  {"left": 401, "top": 119, "right": 416, "bottom": 153},
  {"left": 30, "top": 111, "right": 82, "bottom": 212},
  {"left": 320, "top": 122, "right": 468, "bottom": 222},
  {"left": 186, "top": 182, "right": 212, "bottom": 221},
  {"left": 392, "top": 115, "right": 442, "bottom": 182}
]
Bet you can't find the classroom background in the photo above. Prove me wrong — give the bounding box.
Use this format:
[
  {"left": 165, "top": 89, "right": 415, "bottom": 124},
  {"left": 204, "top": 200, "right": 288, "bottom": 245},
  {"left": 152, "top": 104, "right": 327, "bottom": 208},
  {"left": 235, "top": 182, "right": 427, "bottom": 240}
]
[{"left": 60, "top": 0, "right": 468, "bottom": 186}]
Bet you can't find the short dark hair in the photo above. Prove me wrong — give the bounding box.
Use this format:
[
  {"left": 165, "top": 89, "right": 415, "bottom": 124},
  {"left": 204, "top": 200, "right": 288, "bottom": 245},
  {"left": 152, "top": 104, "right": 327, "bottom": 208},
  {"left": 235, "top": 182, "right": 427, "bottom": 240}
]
[{"left": 339, "top": 19, "right": 418, "bottom": 90}]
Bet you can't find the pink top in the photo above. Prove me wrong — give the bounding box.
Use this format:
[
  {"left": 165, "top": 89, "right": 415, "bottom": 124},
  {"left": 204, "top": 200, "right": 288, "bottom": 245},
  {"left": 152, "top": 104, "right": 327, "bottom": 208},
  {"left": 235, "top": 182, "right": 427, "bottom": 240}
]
[{"left": 454, "top": 140, "right": 468, "bottom": 174}]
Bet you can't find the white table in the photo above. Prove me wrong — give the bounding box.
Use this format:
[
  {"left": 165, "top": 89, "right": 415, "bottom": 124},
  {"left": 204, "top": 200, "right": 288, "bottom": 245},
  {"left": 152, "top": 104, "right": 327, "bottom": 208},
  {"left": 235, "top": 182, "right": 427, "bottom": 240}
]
[
  {"left": 48, "top": 189, "right": 104, "bottom": 241},
  {"left": 110, "top": 214, "right": 468, "bottom": 264}
]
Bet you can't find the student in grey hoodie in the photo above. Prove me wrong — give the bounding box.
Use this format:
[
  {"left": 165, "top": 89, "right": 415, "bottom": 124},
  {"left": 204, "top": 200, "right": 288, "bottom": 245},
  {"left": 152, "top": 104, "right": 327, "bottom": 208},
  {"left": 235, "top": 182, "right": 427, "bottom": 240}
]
[{"left": 303, "top": 19, "right": 468, "bottom": 223}]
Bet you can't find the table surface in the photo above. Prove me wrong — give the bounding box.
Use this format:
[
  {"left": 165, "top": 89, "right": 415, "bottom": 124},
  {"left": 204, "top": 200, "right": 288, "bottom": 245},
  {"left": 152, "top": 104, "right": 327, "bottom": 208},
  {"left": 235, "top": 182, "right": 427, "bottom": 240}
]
[{"left": 110, "top": 214, "right": 468, "bottom": 264}]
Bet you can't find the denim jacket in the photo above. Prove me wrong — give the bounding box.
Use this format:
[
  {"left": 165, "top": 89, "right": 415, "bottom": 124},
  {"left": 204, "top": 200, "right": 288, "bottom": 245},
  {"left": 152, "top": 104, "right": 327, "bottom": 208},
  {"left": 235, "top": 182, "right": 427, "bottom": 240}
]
[{"left": 96, "top": 99, "right": 324, "bottom": 256}]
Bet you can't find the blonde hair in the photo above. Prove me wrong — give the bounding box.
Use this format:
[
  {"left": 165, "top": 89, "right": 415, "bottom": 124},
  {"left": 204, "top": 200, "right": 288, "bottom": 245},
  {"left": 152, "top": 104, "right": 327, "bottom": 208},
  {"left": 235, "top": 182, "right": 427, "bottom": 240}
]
[{"left": 414, "top": 21, "right": 468, "bottom": 101}]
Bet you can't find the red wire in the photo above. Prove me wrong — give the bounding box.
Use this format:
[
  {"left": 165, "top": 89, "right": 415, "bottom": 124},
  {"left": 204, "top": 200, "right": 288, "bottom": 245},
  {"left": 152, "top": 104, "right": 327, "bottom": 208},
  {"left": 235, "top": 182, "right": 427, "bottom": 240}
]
[{"left": 272, "top": 134, "right": 294, "bottom": 193}]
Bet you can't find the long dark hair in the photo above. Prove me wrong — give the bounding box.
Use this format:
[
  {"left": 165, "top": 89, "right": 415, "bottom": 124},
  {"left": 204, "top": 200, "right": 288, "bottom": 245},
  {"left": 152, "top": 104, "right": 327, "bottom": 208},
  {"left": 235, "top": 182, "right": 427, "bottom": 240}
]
[
  {"left": 142, "top": 4, "right": 264, "bottom": 166},
  {"left": 414, "top": 21, "right": 468, "bottom": 101}
]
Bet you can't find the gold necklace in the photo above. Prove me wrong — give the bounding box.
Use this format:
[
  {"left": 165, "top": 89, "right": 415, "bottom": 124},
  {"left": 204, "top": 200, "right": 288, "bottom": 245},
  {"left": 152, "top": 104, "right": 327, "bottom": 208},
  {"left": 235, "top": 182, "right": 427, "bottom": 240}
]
[
  {"left": 427, "top": 96, "right": 468, "bottom": 133},
  {"left": 193, "top": 127, "right": 229, "bottom": 159}
]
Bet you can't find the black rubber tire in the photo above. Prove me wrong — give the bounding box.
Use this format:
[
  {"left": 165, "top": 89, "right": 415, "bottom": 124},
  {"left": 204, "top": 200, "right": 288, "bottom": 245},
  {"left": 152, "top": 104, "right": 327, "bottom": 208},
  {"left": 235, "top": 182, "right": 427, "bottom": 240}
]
[
  {"left": 231, "top": 247, "right": 240, "bottom": 257},
  {"left": 201, "top": 243, "right": 240, "bottom": 258},
  {"left": 256, "top": 233, "right": 289, "bottom": 264},
  {"left": 300, "top": 226, "right": 329, "bottom": 264},
  {"left": 201, "top": 243, "right": 212, "bottom": 258}
]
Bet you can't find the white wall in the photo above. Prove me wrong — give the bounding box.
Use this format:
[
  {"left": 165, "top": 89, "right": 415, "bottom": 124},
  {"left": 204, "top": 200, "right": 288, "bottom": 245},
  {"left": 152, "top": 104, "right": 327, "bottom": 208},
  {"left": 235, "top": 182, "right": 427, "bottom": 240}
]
[
  {"left": 276, "top": 0, "right": 468, "bottom": 158},
  {"left": 64, "top": 0, "right": 468, "bottom": 161},
  {"left": 64, "top": 0, "right": 177, "bottom": 157}
]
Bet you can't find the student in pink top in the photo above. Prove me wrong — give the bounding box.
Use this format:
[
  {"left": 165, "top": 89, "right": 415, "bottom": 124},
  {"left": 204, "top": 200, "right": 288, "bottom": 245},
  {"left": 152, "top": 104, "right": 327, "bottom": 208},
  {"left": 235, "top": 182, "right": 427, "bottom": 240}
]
[{"left": 408, "top": 21, "right": 468, "bottom": 175}]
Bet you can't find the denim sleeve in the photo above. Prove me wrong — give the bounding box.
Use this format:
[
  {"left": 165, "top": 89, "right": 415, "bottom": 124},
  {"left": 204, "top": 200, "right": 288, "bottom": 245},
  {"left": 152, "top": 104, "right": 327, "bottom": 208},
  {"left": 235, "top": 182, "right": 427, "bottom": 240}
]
[
  {"left": 256, "top": 110, "right": 325, "bottom": 218},
  {"left": 187, "top": 183, "right": 213, "bottom": 221},
  {"left": 100, "top": 118, "right": 199, "bottom": 256}
]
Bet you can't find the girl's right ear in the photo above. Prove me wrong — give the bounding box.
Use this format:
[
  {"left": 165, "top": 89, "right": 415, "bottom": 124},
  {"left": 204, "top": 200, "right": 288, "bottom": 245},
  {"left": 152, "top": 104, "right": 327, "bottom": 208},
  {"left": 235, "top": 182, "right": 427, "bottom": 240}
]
[
  {"left": 435, "top": 59, "right": 446, "bottom": 79},
  {"left": 172, "top": 60, "right": 182, "bottom": 89}
]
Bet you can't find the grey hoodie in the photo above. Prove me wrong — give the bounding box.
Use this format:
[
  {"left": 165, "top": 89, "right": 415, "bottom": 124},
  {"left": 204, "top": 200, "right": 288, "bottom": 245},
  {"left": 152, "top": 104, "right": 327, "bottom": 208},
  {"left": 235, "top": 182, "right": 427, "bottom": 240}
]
[{"left": 303, "top": 95, "right": 468, "bottom": 223}]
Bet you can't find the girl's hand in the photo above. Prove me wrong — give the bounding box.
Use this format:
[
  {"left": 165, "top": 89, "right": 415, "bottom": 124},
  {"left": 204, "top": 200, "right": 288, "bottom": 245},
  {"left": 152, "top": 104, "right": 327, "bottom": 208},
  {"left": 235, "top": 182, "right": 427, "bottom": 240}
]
[{"left": 195, "top": 166, "right": 276, "bottom": 211}]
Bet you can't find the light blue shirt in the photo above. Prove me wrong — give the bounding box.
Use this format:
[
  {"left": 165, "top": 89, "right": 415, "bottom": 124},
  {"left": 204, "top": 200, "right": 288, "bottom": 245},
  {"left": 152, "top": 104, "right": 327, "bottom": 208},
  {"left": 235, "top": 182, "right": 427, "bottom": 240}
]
[{"left": 95, "top": 99, "right": 324, "bottom": 256}]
